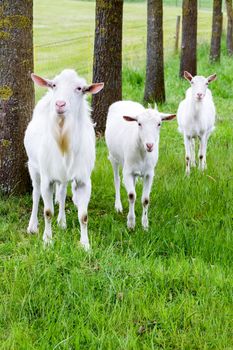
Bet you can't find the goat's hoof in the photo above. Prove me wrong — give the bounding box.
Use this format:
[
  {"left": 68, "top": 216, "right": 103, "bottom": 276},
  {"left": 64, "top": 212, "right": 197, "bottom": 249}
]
[
  {"left": 199, "top": 165, "right": 207, "bottom": 172},
  {"left": 57, "top": 218, "right": 67, "bottom": 229},
  {"left": 27, "top": 223, "right": 38, "bottom": 234},
  {"left": 115, "top": 202, "right": 123, "bottom": 213},
  {"left": 43, "top": 235, "right": 53, "bottom": 247},
  {"left": 127, "top": 217, "right": 135, "bottom": 230},
  {"left": 79, "top": 240, "right": 91, "bottom": 252},
  {"left": 142, "top": 218, "right": 149, "bottom": 230}
]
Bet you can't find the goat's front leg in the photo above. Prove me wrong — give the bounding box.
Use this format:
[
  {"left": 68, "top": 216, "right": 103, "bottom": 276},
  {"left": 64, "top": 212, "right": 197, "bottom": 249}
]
[
  {"left": 184, "top": 135, "right": 192, "bottom": 175},
  {"left": 72, "top": 180, "right": 91, "bottom": 251},
  {"left": 56, "top": 183, "right": 67, "bottom": 229},
  {"left": 109, "top": 155, "right": 122, "bottom": 213},
  {"left": 123, "top": 170, "right": 136, "bottom": 229},
  {"left": 190, "top": 138, "right": 196, "bottom": 167},
  {"left": 199, "top": 134, "right": 208, "bottom": 171},
  {"left": 141, "top": 173, "right": 154, "bottom": 230},
  {"left": 27, "top": 165, "right": 40, "bottom": 234},
  {"left": 41, "top": 178, "right": 54, "bottom": 245}
]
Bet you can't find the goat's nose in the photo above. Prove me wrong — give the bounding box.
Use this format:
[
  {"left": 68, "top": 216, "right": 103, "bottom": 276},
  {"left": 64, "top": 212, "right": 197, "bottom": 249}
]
[
  {"left": 56, "top": 100, "right": 66, "bottom": 108},
  {"left": 146, "top": 143, "right": 154, "bottom": 151},
  {"left": 197, "top": 93, "right": 204, "bottom": 99}
]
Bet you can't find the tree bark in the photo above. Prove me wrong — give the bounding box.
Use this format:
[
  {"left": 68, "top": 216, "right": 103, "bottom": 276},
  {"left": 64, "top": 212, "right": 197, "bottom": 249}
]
[
  {"left": 0, "top": 0, "right": 34, "bottom": 194},
  {"left": 144, "top": 0, "right": 165, "bottom": 104},
  {"left": 92, "top": 0, "right": 123, "bottom": 134},
  {"left": 180, "top": 0, "right": 197, "bottom": 77},
  {"left": 210, "top": 0, "right": 223, "bottom": 62},
  {"left": 226, "top": 0, "right": 233, "bottom": 55}
]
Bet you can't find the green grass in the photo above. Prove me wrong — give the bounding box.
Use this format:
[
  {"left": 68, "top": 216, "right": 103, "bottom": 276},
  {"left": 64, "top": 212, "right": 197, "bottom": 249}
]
[
  {"left": 34, "top": 0, "right": 223, "bottom": 100},
  {"left": 1, "top": 1, "right": 233, "bottom": 349}
]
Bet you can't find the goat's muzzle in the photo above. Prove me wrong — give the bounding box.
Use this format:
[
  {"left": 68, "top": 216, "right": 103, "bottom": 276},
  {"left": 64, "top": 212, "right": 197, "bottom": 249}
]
[
  {"left": 146, "top": 143, "right": 154, "bottom": 152},
  {"left": 56, "top": 100, "right": 66, "bottom": 114}
]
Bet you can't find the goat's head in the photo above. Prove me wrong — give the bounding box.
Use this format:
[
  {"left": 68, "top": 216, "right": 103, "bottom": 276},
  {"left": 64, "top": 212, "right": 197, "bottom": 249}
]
[
  {"left": 31, "top": 69, "right": 104, "bottom": 116},
  {"left": 184, "top": 71, "right": 217, "bottom": 102},
  {"left": 123, "top": 108, "right": 176, "bottom": 153}
]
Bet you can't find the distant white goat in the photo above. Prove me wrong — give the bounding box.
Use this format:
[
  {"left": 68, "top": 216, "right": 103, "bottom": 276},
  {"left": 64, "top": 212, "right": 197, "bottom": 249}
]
[
  {"left": 177, "top": 71, "right": 217, "bottom": 175},
  {"left": 105, "top": 101, "right": 176, "bottom": 230},
  {"left": 24, "top": 69, "right": 104, "bottom": 250}
]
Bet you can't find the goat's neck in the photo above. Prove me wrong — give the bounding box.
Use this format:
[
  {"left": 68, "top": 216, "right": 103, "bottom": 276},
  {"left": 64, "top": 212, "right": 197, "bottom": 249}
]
[{"left": 190, "top": 97, "right": 204, "bottom": 118}]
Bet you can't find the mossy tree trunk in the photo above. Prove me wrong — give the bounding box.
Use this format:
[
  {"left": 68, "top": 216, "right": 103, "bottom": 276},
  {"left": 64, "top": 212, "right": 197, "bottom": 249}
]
[
  {"left": 180, "top": 0, "right": 197, "bottom": 77},
  {"left": 0, "top": 0, "right": 34, "bottom": 195},
  {"left": 92, "top": 0, "right": 123, "bottom": 134},
  {"left": 210, "top": 0, "right": 223, "bottom": 62},
  {"left": 144, "top": 0, "right": 165, "bottom": 104},
  {"left": 226, "top": 0, "right": 233, "bottom": 55}
]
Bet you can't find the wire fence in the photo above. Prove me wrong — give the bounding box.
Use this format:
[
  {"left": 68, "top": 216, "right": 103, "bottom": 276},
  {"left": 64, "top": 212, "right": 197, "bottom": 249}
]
[
  {"left": 164, "top": 0, "right": 212, "bottom": 8},
  {"left": 80, "top": 0, "right": 213, "bottom": 9}
]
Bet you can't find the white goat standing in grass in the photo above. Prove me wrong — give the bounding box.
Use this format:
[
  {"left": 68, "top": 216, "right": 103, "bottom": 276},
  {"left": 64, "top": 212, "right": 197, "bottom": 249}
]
[
  {"left": 24, "top": 69, "right": 104, "bottom": 250},
  {"left": 105, "top": 101, "right": 176, "bottom": 230},
  {"left": 177, "top": 71, "right": 217, "bottom": 175}
]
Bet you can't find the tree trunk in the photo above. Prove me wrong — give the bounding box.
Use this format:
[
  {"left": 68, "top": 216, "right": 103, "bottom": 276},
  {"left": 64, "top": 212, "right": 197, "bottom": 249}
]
[
  {"left": 144, "top": 0, "right": 165, "bottom": 104},
  {"left": 180, "top": 0, "right": 197, "bottom": 77},
  {"left": 210, "top": 0, "right": 223, "bottom": 62},
  {"left": 0, "top": 0, "right": 34, "bottom": 195},
  {"left": 92, "top": 0, "right": 123, "bottom": 134},
  {"left": 226, "top": 0, "right": 233, "bottom": 55}
]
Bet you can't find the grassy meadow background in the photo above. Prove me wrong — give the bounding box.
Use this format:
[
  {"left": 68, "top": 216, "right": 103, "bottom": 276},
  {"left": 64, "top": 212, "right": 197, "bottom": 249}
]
[{"left": 0, "top": 0, "right": 233, "bottom": 349}]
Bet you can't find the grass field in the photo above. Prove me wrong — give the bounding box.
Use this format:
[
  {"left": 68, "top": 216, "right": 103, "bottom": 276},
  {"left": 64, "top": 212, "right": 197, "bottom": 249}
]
[
  {"left": 1, "top": 1, "right": 233, "bottom": 349},
  {"left": 34, "top": 0, "right": 221, "bottom": 100}
]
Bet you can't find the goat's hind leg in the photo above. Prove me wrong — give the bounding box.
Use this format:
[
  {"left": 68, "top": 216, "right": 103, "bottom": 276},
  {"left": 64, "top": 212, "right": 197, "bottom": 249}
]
[
  {"left": 109, "top": 154, "right": 123, "bottom": 213},
  {"left": 27, "top": 165, "right": 40, "bottom": 234}
]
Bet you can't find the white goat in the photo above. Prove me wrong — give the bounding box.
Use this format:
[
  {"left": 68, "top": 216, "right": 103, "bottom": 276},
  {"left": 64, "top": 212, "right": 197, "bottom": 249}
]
[
  {"left": 105, "top": 101, "right": 176, "bottom": 229},
  {"left": 24, "top": 69, "right": 104, "bottom": 250},
  {"left": 177, "top": 71, "right": 217, "bottom": 175}
]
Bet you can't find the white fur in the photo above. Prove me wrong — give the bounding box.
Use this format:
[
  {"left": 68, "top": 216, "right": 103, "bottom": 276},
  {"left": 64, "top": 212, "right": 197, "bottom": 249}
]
[
  {"left": 105, "top": 100, "right": 175, "bottom": 230},
  {"left": 24, "top": 69, "right": 102, "bottom": 250},
  {"left": 177, "top": 72, "right": 216, "bottom": 175}
]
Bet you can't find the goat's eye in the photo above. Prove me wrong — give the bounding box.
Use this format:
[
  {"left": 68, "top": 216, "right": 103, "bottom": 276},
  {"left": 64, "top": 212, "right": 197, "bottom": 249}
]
[
  {"left": 158, "top": 123, "right": 161, "bottom": 127},
  {"left": 52, "top": 83, "right": 56, "bottom": 88},
  {"left": 138, "top": 123, "right": 142, "bottom": 127},
  {"left": 206, "top": 83, "right": 209, "bottom": 86},
  {"left": 77, "top": 87, "right": 82, "bottom": 91},
  {"left": 191, "top": 81, "right": 194, "bottom": 84}
]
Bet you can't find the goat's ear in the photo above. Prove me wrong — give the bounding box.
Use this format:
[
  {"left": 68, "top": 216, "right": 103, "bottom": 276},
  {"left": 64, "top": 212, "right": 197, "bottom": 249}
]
[
  {"left": 160, "top": 113, "right": 176, "bottom": 121},
  {"left": 184, "top": 71, "right": 193, "bottom": 82},
  {"left": 123, "top": 116, "right": 138, "bottom": 122},
  {"left": 207, "top": 73, "right": 217, "bottom": 83},
  {"left": 83, "top": 83, "right": 104, "bottom": 94},
  {"left": 31, "top": 73, "right": 52, "bottom": 88}
]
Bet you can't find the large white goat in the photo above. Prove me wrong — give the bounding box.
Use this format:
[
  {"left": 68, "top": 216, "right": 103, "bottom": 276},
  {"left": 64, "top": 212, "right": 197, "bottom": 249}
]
[
  {"left": 177, "top": 71, "right": 217, "bottom": 175},
  {"left": 105, "top": 101, "right": 176, "bottom": 230},
  {"left": 24, "top": 69, "right": 104, "bottom": 250}
]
